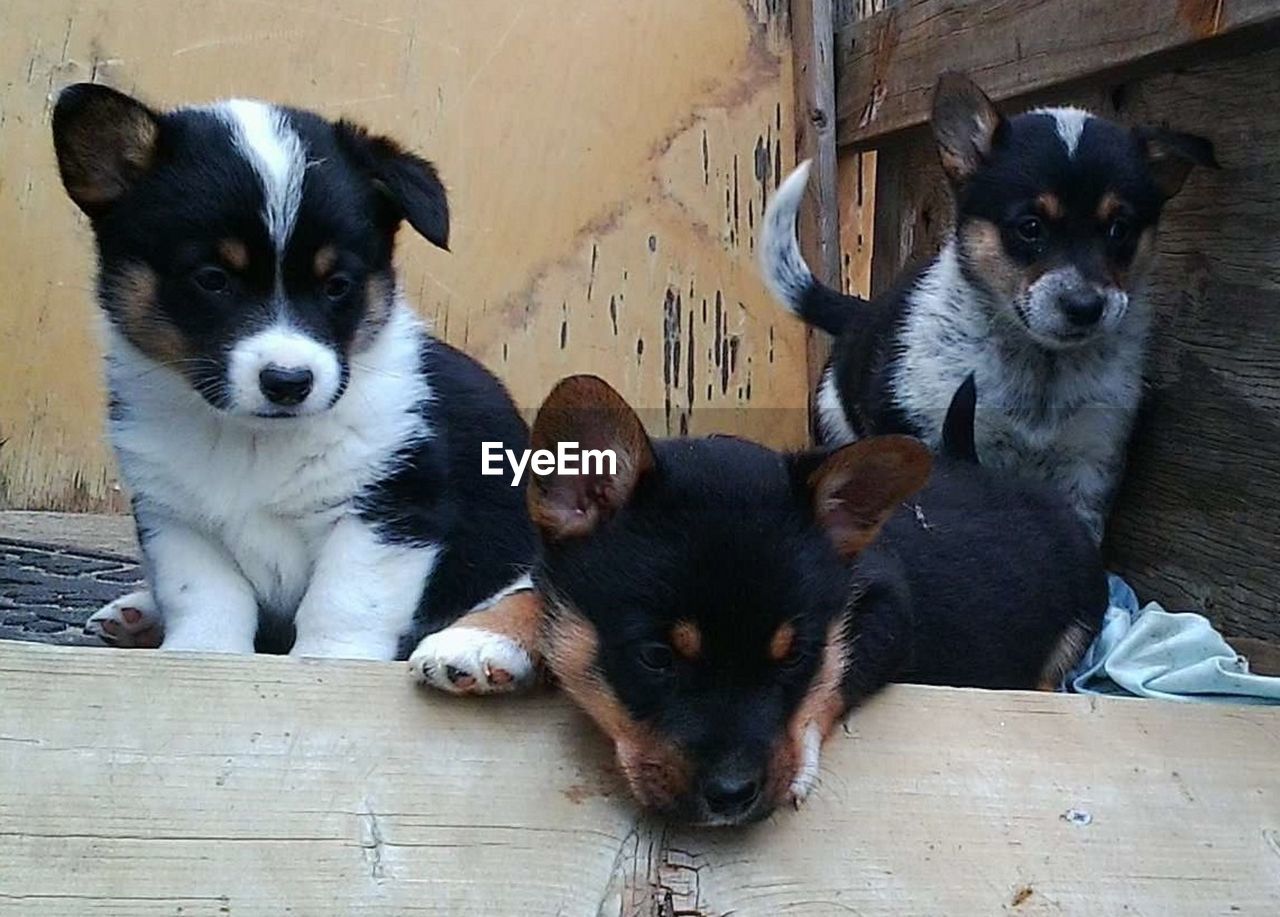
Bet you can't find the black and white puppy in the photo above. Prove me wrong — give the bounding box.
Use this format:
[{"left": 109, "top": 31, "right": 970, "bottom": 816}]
[
  {"left": 524, "top": 375, "right": 1105, "bottom": 826},
  {"left": 760, "top": 72, "right": 1217, "bottom": 541},
  {"left": 52, "top": 83, "right": 540, "bottom": 686}
]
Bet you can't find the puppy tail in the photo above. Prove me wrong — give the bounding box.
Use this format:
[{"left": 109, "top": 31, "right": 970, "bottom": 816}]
[
  {"left": 758, "top": 160, "right": 863, "bottom": 337},
  {"left": 941, "top": 373, "right": 979, "bottom": 464}
]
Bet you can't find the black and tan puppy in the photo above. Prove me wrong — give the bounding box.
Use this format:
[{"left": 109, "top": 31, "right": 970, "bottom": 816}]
[{"left": 524, "top": 376, "right": 1105, "bottom": 826}]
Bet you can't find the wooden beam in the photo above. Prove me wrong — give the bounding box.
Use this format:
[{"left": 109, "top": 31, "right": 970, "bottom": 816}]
[
  {"left": 2, "top": 642, "right": 1278, "bottom": 914},
  {"left": 791, "top": 0, "right": 841, "bottom": 396},
  {"left": 835, "top": 0, "right": 1280, "bottom": 148}
]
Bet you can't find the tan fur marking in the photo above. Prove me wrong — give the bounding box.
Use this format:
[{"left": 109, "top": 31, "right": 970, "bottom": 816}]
[
  {"left": 110, "top": 262, "right": 187, "bottom": 364},
  {"left": 545, "top": 603, "right": 691, "bottom": 809},
  {"left": 767, "top": 618, "right": 848, "bottom": 807},
  {"left": 1096, "top": 192, "right": 1125, "bottom": 224},
  {"left": 1111, "top": 226, "right": 1158, "bottom": 290},
  {"left": 454, "top": 589, "right": 545, "bottom": 664},
  {"left": 1036, "top": 192, "right": 1063, "bottom": 220},
  {"left": 769, "top": 621, "right": 796, "bottom": 663},
  {"left": 958, "top": 219, "right": 1023, "bottom": 302},
  {"left": 217, "top": 238, "right": 249, "bottom": 271},
  {"left": 59, "top": 105, "right": 159, "bottom": 208},
  {"left": 313, "top": 245, "right": 338, "bottom": 278},
  {"left": 1036, "top": 622, "right": 1094, "bottom": 691},
  {"left": 352, "top": 271, "right": 394, "bottom": 353},
  {"left": 670, "top": 621, "right": 701, "bottom": 662}
]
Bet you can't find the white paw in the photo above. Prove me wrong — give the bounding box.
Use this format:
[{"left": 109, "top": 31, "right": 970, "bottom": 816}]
[
  {"left": 789, "top": 722, "right": 824, "bottom": 807},
  {"left": 87, "top": 590, "right": 164, "bottom": 649},
  {"left": 408, "top": 626, "right": 535, "bottom": 695}
]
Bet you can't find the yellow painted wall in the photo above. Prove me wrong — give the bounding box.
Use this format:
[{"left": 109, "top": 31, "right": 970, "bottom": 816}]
[{"left": 0, "top": 0, "right": 808, "bottom": 511}]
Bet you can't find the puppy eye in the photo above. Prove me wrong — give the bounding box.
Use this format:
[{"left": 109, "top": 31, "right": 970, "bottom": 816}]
[
  {"left": 780, "top": 648, "right": 806, "bottom": 671},
  {"left": 323, "top": 273, "right": 354, "bottom": 301},
  {"left": 1106, "top": 219, "right": 1131, "bottom": 244},
  {"left": 637, "top": 643, "right": 674, "bottom": 672},
  {"left": 1016, "top": 216, "right": 1045, "bottom": 243},
  {"left": 193, "top": 266, "right": 229, "bottom": 294}
]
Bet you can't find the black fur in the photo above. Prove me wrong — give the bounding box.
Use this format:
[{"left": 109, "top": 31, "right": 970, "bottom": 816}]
[{"left": 536, "top": 380, "right": 1106, "bottom": 825}]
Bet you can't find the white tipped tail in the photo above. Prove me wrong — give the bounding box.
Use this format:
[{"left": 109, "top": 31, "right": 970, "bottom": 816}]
[{"left": 759, "top": 159, "right": 816, "bottom": 317}]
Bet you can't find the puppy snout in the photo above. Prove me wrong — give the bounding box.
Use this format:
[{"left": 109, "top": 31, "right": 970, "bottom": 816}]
[
  {"left": 1058, "top": 290, "right": 1105, "bottom": 327},
  {"left": 259, "top": 364, "right": 314, "bottom": 406},
  {"left": 701, "top": 770, "right": 763, "bottom": 820}
]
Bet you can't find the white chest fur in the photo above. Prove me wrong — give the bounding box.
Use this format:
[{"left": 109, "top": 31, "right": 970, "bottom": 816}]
[
  {"left": 892, "top": 243, "right": 1149, "bottom": 536},
  {"left": 106, "top": 303, "right": 431, "bottom": 615}
]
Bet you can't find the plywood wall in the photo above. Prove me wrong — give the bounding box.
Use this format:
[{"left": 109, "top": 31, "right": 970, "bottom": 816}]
[{"left": 0, "top": 0, "right": 808, "bottom": 511}]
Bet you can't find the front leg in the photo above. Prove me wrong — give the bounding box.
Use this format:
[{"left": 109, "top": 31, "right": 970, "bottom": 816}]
[
  {"left": 144, "top": 522, "right": 259, "bottom": 653},
  {"left": 290, "top": 516, "right": 437, "bottom": 661}
]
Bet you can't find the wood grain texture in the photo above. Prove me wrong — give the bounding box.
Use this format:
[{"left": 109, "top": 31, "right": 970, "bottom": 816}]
[
  {"left": 790, "top": 0, "right": 841, "bottom": 393},
  {"left": 1, "top": 641, "right": 1278, "bottom": 915},
  {"left": 0, "top": 0, "right": 809, "bottom": 510},
  {"left": 848, "top": 46, "right": 1280, "bottom": 639},
  {"left": 834, "top": 0, "right": 1280, "bottom": 148}
]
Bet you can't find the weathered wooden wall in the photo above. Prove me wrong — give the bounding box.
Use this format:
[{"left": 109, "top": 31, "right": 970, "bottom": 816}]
[
  {"left": 0, "top": 0, "right": 809, "bottom": 511},
  {"left": 831, "top": 2, "right": 1280, "bottom": 641}
]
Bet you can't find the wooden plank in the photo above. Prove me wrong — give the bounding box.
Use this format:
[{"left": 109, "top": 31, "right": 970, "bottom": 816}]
[
  {"left": 790, "top": 0, "right": 842, "bottom": 394},
  {"left": 1, "top": 642, "right": 1277, "bottom": 915},
  {"left": 0, "top": 511, "right": 134, "bottom": 556},
  {"left": 835, "top": 0, "right": 1280, "bottom": 148},
  {"left": 0, "top": 0, "right": 807, "bottom": 510}
]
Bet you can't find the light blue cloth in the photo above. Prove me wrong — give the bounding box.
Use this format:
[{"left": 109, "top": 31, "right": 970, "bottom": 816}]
[{"left": 1067, "top": 575, "right": 1280, "bottom": 705}]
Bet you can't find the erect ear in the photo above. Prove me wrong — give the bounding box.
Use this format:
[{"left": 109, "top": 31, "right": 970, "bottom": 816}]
[
  {"left": 805, "top": 436, "right": 933, "bottom": 559},
  {"left": 528, "top": 375, "right": 655, "bottom": 541},
  {"left": 1134, "top": 126, "right": 1219, "bottom": 200},
  {"left": 931, "top": 71, "right": 1003, "bottom": 186},
  {"left": 52, "top": 83, "right": 161, "bottom": 217},
  {"left": 335, "top": 120, "right": 450, "bottom": 250},
  {"left": 940, "top": 373, "right": 978, "bottom": 464}
]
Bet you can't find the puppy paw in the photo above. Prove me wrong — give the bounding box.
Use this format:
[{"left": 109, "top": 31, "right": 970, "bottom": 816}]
[
  {"left": 408, "top": 626, "right": 535, "bottom": 696},
  {"left": 788, "top": 722, "right": 824, "bottom": 808},
  {"left": 87, "top": 590, "right": 164, "bottom": 649}
]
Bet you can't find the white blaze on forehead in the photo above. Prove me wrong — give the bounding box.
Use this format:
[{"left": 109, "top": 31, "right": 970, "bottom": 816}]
[
  {"left": 1033, "top": 106, "right": 1093, "bottom": 158},
  {"left": 215, "top": 99, "right": 307, "bottom": 251}
]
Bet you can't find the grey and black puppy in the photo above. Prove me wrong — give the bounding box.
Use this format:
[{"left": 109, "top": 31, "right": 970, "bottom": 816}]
[{"left": 760, "top": 72, "right": 1217, "bottom": 541}]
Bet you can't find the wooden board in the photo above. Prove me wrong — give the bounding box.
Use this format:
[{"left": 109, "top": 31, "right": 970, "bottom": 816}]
[
  {"left": 0, "top": 0, "right": 809, "bottom": 511},
  {"left": 845, "top": 43, "right": 1280, "bottom": 641},
  {"left": 0, "top": 641, "right": 1277, "bottom": 915},
  {"left": 834, "top": 0, "right": 1280, "bottom": 147}
]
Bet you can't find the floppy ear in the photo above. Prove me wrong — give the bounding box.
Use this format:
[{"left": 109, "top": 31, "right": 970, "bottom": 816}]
[
  {"left": 805, "top": 436, "right": 933, "bottom": 558},
  {"left": 335, "top": 121, "right": 450, "bottom": 250},
  {"left": 1134, "top": 127, "right": 1219, "bottom": 200},
  {"left": 931, "top": 71, "right": 1003, "bottom": 186},
  {"left": 528, "top": 375, "right": 655, "bottom": 541},
  {"left": 52, "top": 83, "right": 161, "bottom": 217}
]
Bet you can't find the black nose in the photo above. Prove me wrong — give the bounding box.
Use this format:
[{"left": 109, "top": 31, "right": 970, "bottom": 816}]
[
  {"left": 702, "top": 774, "right": 761, "bottom": 819},
  {"left": 258, "top": 365, "right": 314, "bottom": 406},
  {"left": 1059, "top": 291, "right": 1106, "bottom": 327}
]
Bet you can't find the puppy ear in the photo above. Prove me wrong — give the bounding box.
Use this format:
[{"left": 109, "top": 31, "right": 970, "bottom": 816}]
[
  {"left": 335, "top": 121, "right": 450, "bottom": 250},
  {"left": 805, "top": 436, "right": 933, "bottom": 558},
  {"left": 940, "top": 373, "right": 978, "bottom": 464},
  {"left": 1134, "top": 127, "right": 1219, "bottom": 200},
  {"left": 528, "top": 375, "right": 655, "bottom": 541},
  {"left": 52, "top": 83, "right": 161, "bottom": 217},
  {"left": 931, "top": 71, "right": 1002, "bottom": 186}
]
